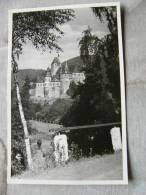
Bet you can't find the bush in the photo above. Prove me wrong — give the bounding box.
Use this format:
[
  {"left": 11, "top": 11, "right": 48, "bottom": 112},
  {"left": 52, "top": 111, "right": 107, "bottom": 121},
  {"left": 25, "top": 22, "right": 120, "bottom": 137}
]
[{"left": 69, "top": 142, "right": 82, "bottom": 161}]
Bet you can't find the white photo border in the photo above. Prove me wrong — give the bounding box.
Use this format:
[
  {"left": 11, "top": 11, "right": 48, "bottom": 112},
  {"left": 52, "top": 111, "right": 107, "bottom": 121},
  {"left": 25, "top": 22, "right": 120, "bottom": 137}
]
[{"left": 7, "top": 2, "right": 128, "bottom": 185}]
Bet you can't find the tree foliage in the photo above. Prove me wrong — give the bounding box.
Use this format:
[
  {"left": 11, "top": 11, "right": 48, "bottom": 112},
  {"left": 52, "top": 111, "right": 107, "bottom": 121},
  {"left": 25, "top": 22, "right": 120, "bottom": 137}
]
[
  {"left": 12, "top": 9, "right": 75, "bottom": 72},
  {"left": 66, "top": 81, "right": 78, "bottom": 98},
  {"left": 61, "top": 6, "right": 121, "bottom": 126},
  {"left": 91, "top": 6, "right": 120, "bottom": 108},
  {"left": 92, "top": 7, "right": 117, "bottom": 35}
]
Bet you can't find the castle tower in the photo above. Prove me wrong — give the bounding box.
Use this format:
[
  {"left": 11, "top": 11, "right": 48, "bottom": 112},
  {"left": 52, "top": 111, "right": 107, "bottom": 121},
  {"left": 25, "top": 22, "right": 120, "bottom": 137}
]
[
  {"left": 51, "top": 57, "right": 61, "bottom": 76},
  {"left": 60, "top": 60, "right": 72, "bottom": 96},
  {"left": 44, "top": 68, "right": 51, "bottom": 82},
  {"left": 64, "top": 61, "right": 69, "bottom": 73}
]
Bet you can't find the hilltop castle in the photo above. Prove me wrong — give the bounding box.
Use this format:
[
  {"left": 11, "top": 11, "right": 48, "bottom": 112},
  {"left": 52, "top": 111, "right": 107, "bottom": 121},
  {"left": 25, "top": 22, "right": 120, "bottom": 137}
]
[{"left": 30, "top": 57, "right": 85, "bottom": 102}]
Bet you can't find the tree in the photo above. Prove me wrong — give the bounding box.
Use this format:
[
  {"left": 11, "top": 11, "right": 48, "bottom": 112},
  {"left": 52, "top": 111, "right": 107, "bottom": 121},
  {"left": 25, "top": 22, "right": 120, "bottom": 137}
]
[
  {"left": 11, "top": 9, "right": 75, "bottom": 170},
  {"left": 21, "top": 76, "right": 31, "bottom": 120},
  {"left": 92, "top": 7, "right": 120, "bottom": 105},
  {"left": 12, "top": 10, "right": 75, "bottom": 62},
  {"left": 92, "top": 7, "right": 117, "bottom": 35},
  {"left": 61, "top": 7, "right": 121, "bottom": 126},
  {"left": 66, "top": 81, "right": 78, "bottom": 98},
  {"left": 11, "top": 88, "right": 27, "bottom": 175}
]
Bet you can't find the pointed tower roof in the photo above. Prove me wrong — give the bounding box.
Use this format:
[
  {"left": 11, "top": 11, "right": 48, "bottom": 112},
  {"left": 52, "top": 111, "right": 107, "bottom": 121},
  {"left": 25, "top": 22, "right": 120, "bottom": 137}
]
[
  {"left": 60, "top": 65, "right": 63, "bottom": 74},
  {"left": 64, "top": 61, "right": 69, "bottom": 73}
]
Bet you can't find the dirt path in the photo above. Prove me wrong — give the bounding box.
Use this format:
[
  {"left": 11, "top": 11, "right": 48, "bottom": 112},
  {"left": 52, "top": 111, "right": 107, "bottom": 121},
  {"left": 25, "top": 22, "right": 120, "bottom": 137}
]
[{"left": 15, "top": 152, "right": 122, "bottom": 180}]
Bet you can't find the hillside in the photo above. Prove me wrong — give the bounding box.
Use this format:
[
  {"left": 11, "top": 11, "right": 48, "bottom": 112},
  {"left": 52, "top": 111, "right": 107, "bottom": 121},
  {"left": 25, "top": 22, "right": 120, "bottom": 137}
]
[
  {"left": 17, "top": 69, "right": 46, "bottom": 82},
  {"left": 11, "top": 69, "right": 46, "bottom": 89},
  {"left": 61, "top": 56, "right": 84, "bottom": 73}
]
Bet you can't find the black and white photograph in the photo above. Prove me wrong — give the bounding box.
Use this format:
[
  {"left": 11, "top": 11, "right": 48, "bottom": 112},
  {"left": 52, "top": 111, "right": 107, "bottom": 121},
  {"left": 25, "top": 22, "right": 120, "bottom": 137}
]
[{"left": 7, "top": 3, "right": 127, "bottom": 184}]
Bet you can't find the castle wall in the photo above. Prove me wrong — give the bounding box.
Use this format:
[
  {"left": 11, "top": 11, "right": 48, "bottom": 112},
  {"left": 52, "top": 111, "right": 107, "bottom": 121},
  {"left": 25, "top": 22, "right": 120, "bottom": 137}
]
[
  {"left": 72, "top": 73, "right": 85, "bottom": 84},
  {"left": 60, "top": 73, "right": 72, "bottom": 80},
  {"left": 44, "top": 82, "right": 61, "bottom": 99},
  {"left": 45, "top": 76, "right": 51, "bottom": 82},
  {"left": 35, "top": 83, "right": 44, "bottom": 97}
]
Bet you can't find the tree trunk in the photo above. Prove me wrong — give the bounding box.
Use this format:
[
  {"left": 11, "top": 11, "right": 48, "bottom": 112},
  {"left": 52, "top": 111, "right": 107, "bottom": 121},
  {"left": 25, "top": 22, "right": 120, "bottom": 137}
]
[{"left": 15, "top": 77, "right": 33, "bottom": 170}]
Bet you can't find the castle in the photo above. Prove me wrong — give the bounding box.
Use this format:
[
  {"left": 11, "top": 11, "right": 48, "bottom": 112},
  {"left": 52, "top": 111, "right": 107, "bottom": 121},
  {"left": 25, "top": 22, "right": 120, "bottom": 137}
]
[{"left": 30, "top": 57, "right": 85, "bottom": 102}]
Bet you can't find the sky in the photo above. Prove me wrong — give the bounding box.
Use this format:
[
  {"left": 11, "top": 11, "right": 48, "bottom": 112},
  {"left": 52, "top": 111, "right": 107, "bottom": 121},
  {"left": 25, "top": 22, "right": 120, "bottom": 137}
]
[{"left": 18, "top": 7, "right": 109, "bottom": 70}]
